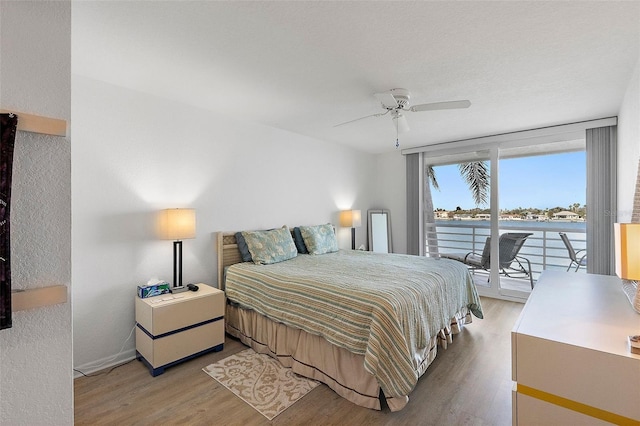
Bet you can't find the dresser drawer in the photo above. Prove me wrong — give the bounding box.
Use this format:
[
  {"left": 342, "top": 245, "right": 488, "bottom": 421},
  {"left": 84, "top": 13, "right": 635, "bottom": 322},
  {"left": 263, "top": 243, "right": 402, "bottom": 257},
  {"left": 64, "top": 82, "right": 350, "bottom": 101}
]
[{"left": 136, "top": 319, "right": 224, "bottom": 368}]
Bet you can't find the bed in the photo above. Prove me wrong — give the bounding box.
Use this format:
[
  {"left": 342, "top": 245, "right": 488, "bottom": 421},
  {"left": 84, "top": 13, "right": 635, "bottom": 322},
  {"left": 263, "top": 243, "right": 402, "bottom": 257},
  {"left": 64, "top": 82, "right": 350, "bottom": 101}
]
[{"left": 217, "top": 225, "right": 483, "bottom": 411}]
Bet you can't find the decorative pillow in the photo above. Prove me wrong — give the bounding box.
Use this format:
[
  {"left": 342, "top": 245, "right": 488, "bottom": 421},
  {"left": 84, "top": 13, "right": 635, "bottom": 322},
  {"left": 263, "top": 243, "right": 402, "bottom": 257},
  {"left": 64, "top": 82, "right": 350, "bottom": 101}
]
[
  {"left": 292, "top": 227, "right": 309, "bottom": 254},
  {"left": 241, "top": 226, "right": 298, "bottom": 265},
  {"left": 299, "top": 224, "right": 338, "bottom": 255},
  {"left": 235, "top": 232, "right": 253, "bottom": 262}
]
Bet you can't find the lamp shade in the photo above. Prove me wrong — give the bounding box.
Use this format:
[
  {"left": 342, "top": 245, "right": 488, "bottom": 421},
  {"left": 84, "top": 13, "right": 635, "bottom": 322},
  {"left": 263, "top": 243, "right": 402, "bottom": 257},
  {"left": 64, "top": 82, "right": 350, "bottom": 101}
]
[
  {"left": 159, "top": 208, "right": 196, "bottom": 240},
  {"left": 340, "top": 209, "right": 362, "bottom": 228},
  {"left": 614, "top": 223, "right": 640, "bottom": 280}
]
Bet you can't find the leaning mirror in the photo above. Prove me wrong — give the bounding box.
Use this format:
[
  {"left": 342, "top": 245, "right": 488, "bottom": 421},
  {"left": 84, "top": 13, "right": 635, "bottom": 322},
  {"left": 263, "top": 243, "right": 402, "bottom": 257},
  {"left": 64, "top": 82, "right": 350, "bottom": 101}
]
[{"left": 368, "top": 209, "right": 392, "bottom": 253}]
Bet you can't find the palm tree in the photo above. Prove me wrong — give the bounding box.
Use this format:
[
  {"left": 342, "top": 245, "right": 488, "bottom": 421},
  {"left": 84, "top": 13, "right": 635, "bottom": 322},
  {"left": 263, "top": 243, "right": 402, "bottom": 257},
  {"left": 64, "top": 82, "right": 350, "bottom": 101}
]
[
  {"left": 458, "top": 162, "right": 490, "bottom": 206},
  {"left": 424, "top": 161, "right": 490, "bottom": 256}
]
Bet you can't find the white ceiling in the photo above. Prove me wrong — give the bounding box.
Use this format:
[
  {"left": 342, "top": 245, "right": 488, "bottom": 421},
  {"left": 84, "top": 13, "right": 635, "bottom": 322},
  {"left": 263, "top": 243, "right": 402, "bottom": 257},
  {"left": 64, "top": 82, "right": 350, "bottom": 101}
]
[{"left": 73, "top": 1, "right": 640, "bottom": 154}]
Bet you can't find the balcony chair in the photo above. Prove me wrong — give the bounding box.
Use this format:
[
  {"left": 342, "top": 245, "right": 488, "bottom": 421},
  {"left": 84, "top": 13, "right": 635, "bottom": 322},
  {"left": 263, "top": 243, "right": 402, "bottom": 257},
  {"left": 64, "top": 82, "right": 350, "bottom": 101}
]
[
  {"left": 442, "top": 232, "right": 534, "bottom": 289},
  {"left": 558, "top": 232, "right": 587, "bottom": 272}
]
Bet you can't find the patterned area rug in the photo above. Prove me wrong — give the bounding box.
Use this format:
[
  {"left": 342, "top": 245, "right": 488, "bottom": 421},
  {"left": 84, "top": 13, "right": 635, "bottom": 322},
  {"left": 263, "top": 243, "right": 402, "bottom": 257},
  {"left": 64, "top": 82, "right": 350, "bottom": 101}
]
[{"left": 203, "top": 349, "right": 319, "bottom": 420}]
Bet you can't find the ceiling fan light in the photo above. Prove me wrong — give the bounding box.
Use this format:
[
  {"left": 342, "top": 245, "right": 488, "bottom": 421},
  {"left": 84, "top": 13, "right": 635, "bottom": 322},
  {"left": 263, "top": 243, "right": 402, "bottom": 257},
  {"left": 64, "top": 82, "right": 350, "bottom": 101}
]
[{"left": 392, "top": 113, "right": 410, "bottom": 133}]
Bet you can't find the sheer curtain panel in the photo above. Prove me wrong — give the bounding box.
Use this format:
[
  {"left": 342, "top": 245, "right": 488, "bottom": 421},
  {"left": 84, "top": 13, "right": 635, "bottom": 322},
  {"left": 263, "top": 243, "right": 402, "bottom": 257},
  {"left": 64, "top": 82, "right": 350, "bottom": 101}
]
[
  {"left": 406, "top": 153, "right": 422, "bottom": 256},
  {"left": 586, "top": 125, "right": 617, "bottom": 275}
]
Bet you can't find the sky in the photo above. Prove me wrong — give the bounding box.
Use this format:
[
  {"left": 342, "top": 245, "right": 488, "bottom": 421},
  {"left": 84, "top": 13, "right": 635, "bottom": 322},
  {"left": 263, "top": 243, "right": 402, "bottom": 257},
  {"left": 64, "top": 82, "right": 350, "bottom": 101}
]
[{"left": 430, "top": 151, "right": 586, "bottom": 211}]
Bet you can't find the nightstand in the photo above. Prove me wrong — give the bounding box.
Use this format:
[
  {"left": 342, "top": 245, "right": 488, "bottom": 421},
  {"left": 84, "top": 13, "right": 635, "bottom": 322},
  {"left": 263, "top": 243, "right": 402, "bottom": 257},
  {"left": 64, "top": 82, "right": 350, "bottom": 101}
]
[{"left": 135, "top": 283, "right": 224, "bottom": 376}]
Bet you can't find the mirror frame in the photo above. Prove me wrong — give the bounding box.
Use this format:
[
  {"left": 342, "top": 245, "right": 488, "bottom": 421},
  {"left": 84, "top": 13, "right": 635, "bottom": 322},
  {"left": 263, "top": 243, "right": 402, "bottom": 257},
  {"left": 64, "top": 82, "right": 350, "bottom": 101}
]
[{"left": 367, "top": 209, "right": 392, "bottom": 253}]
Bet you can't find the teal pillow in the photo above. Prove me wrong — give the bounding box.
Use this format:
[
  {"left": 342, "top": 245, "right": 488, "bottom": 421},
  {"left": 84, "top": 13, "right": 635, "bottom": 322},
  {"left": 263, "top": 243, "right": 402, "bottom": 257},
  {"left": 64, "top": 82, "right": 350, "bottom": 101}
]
[
  {"left": 241, "top": 226, "right": 298, "bottom": 265},
  {"left": 299, "top": 224, "right": 338, "bottom": 255}
]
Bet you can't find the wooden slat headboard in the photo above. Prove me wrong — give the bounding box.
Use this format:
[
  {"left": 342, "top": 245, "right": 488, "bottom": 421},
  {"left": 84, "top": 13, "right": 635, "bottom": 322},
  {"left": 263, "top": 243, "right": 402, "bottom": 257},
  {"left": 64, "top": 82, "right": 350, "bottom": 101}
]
[{"left": 217, "top": 231, "right": 243, "bottom": 290}]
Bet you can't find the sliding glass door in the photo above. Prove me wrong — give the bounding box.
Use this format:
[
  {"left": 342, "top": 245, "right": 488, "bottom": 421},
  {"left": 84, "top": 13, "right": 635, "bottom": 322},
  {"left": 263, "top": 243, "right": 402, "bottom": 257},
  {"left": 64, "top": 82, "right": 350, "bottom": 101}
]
[
  {"left": 426, "top": 150, "right": 495, "bottom": 292},
  {"left": 425, "top": 145, "right": 587, "bottom": 301},
  {"left": 495, "top": 148, "right": 586, "bottom": 298}
]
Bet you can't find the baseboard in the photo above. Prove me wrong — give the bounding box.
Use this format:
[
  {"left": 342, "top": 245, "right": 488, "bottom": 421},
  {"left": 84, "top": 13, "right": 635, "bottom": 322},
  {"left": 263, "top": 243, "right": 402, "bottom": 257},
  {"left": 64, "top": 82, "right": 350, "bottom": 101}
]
[
  {"left": 73, "top": 348, "right": 137, "bottom": 378},
  {"left": 476, "top": 286, "right": 528, "bottom": 303}
]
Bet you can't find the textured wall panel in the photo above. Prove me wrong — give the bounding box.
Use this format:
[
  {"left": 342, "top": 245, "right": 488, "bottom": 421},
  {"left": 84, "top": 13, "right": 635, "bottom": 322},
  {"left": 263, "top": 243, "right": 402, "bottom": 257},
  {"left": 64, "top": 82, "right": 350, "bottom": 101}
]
[{"left": 0, "top": 1, "right": 73, "bottom": 424}]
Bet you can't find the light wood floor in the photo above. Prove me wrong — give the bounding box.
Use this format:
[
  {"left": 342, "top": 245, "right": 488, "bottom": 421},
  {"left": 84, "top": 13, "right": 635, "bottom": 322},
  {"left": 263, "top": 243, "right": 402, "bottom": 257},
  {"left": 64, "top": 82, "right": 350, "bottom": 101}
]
[{"left": 74, "top": 297, "right": 523, "bottom": 425}]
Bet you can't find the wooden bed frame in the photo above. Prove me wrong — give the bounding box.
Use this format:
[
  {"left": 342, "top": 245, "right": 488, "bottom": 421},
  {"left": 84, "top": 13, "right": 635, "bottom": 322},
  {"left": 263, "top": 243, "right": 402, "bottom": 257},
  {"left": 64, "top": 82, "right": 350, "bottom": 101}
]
[{"left": 217, "top": 231, "right": 243, "bottom": 290}]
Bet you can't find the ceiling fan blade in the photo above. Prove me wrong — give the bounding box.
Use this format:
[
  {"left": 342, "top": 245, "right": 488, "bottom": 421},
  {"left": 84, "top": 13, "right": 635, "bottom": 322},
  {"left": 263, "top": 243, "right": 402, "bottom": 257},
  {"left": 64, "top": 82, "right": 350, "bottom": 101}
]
[
  {"left": 374, "top": 92, "right": 398, "bottom": 109},
  {"left": 392, "top": 114, "right": 410, "bottom": 133},
  {"left": 410, "top": 100, "right": 471, "bottom": 112},
  {"left": 333, "top": 110, "right": 389, "bottom": 128}
]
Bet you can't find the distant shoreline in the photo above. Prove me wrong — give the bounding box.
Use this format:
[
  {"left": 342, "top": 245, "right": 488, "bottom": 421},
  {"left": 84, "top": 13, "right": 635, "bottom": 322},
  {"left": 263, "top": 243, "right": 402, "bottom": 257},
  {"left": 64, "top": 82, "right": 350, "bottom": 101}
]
[
  {"left": 435, "top": 219, "right": 586, "bottom": 230},
  {"left": 436, "top": 218, "right": 585, "bottom": 223}
]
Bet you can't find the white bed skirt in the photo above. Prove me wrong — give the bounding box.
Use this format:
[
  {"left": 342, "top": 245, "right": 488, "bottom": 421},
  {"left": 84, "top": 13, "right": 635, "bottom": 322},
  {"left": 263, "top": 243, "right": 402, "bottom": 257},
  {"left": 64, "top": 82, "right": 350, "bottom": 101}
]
[{"left": 225, "top": 303, "right": 472, "bottom": 411}]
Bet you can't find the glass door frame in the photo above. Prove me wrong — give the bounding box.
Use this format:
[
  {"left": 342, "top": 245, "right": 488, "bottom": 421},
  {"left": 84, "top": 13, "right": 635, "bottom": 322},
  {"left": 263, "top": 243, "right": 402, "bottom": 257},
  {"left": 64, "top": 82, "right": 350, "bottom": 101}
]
[
  {"left": 411, "top": 119, "right": 612, "bottom": 302},
  {"left": 488, "top": 147, "right": 532, "bottom": 300},
  {"left": 424, "top": 148, "right": 530, "bottom": 301}
]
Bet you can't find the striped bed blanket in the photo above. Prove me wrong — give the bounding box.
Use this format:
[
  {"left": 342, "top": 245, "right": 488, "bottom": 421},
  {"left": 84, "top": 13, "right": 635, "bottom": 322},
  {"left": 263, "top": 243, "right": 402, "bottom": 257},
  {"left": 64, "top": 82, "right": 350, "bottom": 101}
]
[{"left": 224, "top": 249, "right": 483, "bottom": 398}]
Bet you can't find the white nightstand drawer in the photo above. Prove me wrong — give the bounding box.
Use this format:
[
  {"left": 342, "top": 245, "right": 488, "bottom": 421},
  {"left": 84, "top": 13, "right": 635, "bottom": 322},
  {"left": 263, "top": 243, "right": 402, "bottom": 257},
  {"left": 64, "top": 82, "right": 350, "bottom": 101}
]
[
  {"left": 136, "top": 319, "right": 224, "bottom": 368},
  {"left": 135, "top": 283, "right": 225, "bottom": 376},
  {"left": 135, "top": 284, "right": 224, "bottom": 335}
]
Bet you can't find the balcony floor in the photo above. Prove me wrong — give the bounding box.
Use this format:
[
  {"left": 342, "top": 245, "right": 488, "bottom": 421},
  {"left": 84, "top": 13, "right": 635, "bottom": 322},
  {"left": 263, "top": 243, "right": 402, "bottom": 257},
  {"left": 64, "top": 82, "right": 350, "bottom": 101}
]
[{"left": 470, "top": 270, "right": 533, "bottom": 293}]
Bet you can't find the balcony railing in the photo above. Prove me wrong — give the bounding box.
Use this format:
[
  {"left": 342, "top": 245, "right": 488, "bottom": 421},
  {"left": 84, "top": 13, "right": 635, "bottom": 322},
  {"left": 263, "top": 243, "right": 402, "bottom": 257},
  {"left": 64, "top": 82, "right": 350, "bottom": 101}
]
[{"left": 427, "top": 221, "right": 587, "bottom": 286}]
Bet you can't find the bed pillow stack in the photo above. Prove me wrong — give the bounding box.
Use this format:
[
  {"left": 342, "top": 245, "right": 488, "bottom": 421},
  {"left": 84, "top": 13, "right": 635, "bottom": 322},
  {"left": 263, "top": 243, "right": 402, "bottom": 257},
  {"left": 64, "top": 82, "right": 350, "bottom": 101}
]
[
  {"left": 241, "top": 226, "right": 298, "bottom": 265},
  {"left": 299, "top": 224, "right": 339, "bottom": 255}
]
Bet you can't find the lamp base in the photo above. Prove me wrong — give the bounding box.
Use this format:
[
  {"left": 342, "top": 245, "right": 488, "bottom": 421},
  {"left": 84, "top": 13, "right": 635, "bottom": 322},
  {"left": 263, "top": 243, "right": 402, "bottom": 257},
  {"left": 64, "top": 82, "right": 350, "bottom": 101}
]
[
  {"left": 171, "top": 286, "right": 189, "bottom": 294},
  {"left": 621, "top": 280, "right": 640, "bottom": 314},
  {"left": 351, "top": 227, "right": 356, "bottom": 250}
]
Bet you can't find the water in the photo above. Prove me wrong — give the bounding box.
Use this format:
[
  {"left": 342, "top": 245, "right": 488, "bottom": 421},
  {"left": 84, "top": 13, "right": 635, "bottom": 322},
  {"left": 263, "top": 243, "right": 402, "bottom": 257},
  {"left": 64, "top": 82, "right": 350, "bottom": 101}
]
[
  {"left": 435, "top": 219, "right": 586, "bottom": 230},
  {"left": 434, "top": 220, "right": 586, "bottom": 244}
]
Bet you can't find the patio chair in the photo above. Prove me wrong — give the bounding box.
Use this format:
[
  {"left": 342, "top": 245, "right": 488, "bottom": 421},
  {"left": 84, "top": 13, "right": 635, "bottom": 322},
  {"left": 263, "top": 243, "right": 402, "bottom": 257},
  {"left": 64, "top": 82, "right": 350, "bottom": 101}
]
[
  {"left": 442, "top": 232, "right": 534, "bottom": 289},
  {"left": 558, "top": 232, "right": 587, "bottom": 272}
]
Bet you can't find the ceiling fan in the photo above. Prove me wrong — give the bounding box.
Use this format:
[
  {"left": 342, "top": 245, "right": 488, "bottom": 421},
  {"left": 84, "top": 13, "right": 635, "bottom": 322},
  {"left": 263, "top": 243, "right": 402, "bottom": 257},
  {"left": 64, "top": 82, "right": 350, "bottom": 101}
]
[{"left": 335, "top": 88, "right": 471, "bottom": 148}]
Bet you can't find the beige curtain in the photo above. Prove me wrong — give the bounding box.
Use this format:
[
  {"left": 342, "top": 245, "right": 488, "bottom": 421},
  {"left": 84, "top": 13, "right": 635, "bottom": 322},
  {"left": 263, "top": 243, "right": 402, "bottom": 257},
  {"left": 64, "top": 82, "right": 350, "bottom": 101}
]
[
  {"left": 586, "top": 126, "right": 617, "bottom": 275},
  {"left": 406, "top": 153, "right": 422, "bottom": 255}
]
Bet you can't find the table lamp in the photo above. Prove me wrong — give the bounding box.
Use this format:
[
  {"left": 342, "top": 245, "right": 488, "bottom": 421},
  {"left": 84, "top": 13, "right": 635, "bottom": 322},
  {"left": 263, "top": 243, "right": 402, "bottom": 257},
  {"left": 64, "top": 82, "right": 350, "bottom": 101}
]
[
  {"left": 614, "top": 223, "right": 640, "bottom": 354},
  {"left": 159, "top": 208, "right": 196, "bottom": 293},
  {"left": 615, "top": 223, "right": 640, "bottom": 281},
  {"left": 340, "top": 209, "right": 361, "bottom": 250}
]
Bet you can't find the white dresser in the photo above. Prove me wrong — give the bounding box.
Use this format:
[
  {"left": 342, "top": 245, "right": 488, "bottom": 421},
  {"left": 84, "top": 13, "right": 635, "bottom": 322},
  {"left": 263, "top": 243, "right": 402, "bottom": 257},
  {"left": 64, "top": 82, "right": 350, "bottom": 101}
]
[{"left": 511, "top": 271, "right": 640, "bottom": 425}]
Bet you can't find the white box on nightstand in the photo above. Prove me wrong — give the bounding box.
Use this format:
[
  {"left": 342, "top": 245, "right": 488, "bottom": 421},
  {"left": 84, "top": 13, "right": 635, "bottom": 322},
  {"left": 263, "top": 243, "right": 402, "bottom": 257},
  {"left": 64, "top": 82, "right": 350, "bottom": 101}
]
[{"left": 135, "top": 283, "right": 224, "bottom": 376}]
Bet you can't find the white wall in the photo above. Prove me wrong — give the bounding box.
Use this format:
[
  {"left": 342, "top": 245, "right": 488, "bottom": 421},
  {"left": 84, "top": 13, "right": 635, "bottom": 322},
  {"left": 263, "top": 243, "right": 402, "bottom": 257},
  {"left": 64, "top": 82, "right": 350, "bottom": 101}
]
[
  {"left": 71, "top": 76, "right": 376, "bottom": 371},
  {"left": 617, "top": 57, "right": 640, "bottom": 222},
  {"left": 372, "top": 152, "right": 407, "bottom": 254},
  {"left": 0, "top": 1, "right": 73, "bottom": 424}
]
